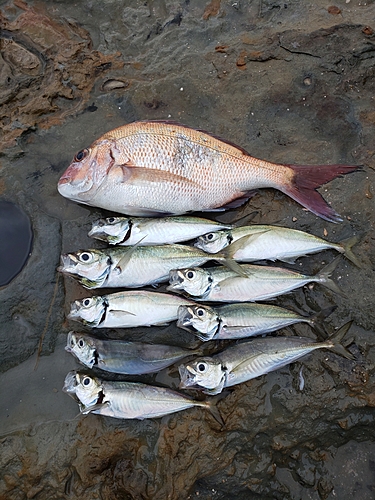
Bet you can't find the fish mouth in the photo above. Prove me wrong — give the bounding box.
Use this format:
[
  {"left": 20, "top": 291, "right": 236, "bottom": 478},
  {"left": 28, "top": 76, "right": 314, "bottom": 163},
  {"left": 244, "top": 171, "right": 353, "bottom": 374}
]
[
  {"left": 57, "top": 253, "right": 78, "bottom": 274},
  {"left": 178, "top": 364, "right": 197, "bottom": 389},
  {"left": 176, "top": 306, "right": 194, "bottom": 330},
  {"left": 67, "top": 301, "right": 81, "bottom": 320},
  {"left": 65, "top": 331, "right": 75, "bottom": 353},
  {"left": 168, "top": 270, "right": 185, "bottom": 289},
  {"left": 88, "top": 220, "right": 106, "bottom": 238},
  {"left": 58, "top": 176, "right": 71, "bottom": 186},
  {"left": 62, "top": 370, "right": 79, "bottom": 394}
]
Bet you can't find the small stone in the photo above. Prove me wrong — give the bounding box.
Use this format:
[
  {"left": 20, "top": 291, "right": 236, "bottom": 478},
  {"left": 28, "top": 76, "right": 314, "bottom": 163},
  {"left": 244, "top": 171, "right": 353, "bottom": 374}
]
[
  {"left": 362, "top": 26, "right": 374, "bottom": 36},
  {"left": 328, "top": 6, "right": 341, "bottom": 15}
]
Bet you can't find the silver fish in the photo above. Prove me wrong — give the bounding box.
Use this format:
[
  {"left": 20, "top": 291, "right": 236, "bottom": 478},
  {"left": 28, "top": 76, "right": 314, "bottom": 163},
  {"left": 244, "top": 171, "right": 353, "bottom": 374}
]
[
  {"left": 63, "top": 370, "right": 223, "bottom": 423},
  {"left": 89, "top": 215, "right": 231, "bottom": 246},
  {"left": 58, "top": 244, "right": 224, "bottom": 289},
  {"left": 177, "top": 303, "right": 334, "bottom": 341},
  {"left": 168, "top": 258, "right": 342, "bottom": 302},
  {"left": 67, "top": 290, "right": 195, "bottom": 328},
  {"left": 66, "top": 331, "right": 200, "bottom": 374},
  {"left": 179, "top": 322, "right": 354, "bottom": 394},
  {"left": 195, "top": 225, "right": 360, "bottom": 266},
  {"left": 57, "top": 120, "right": 359, "bottom": 222}
]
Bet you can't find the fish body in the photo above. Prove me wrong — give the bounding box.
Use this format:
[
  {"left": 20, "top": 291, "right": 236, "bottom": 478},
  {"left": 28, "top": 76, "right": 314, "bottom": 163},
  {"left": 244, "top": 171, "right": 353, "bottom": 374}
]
[
  {"left": 67, "top": 290, "right": 195, "bottom": 328},
  {"left": 177, "top": 303, "right": 328, "bottom": 341},
  {"left": 168, "top": 258, "right": 341, "bottom": 302},
  {"left": 89, "top": 215, "right": 232, "bottom": 246},
  {"left": 195, "top": 225, "right": 360, "bottom": 266},
  {"left": 179, "top": 322, "right": 353, "bottom": 394},
  {"left": 63, "top": 371, "right": 221, "bottom": 421},
  {"left": 66, "top": 331, "right": 199, "bottom": 374},
  {"left": 58, "top": 244, "right": 220, "bottom": 289},
  {"left": 58, "top": 120, "right": 359, "bottom": 222}
]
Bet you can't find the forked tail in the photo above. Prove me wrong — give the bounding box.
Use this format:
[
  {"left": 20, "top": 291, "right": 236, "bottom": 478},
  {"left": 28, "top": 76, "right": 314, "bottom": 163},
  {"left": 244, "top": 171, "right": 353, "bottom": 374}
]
[{"left": 282, "top": 164, "right": 360, "bottom": 223}]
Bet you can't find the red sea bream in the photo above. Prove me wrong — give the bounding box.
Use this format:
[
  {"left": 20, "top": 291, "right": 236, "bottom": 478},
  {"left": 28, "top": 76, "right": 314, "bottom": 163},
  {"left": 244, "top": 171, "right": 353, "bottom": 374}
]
[{"left": 58, "top": 121, "right": 359, "bottom": 222}]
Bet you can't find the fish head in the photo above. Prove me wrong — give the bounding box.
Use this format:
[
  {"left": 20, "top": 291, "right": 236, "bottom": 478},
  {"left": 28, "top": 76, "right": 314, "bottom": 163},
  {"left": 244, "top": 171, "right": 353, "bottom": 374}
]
[
  {"left": 58, "top": 249, "right": 111, "bottom": 288},
  {"left": 68, "top": 296, "right": 106, "bottom": 327},
  {"left": 177, "top": 305, "right": 219, "bottom": 341},
  {"left": 178, "top": 357, "right": 224, "bottom": 391},
  {"left": 75, "top": 372, "right": 102, "bottom": 407},
  {"left": 194, "top": 230, "right": 230, "bottom": 254},
  {"left": 65, "top": 331, "right": 97, "bottom": 368},
  {"left": 57, "top": 138, "right": 121, "bottom": 203},
  {"left": 168, "top": 267, "right": 212, "bottom": 297},
  {"left": 63, "top": 371, "right": 103, "bottom": 411},
  {"left": 88, "top": 217, "right": 131, "bottom": 244}
]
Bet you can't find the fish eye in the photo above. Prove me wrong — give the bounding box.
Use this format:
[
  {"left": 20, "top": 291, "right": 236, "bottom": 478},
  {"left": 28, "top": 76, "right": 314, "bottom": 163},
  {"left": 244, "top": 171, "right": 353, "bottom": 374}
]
[
  {"left": 186, "top": 270, "right": 195, "bottom": 280},
  {"left": 196, "top": 308, "right": 205, "bottom": 317},
  {"left": 82, "top": 298, "right": 92, "bottom": 307},
  {"left": 197, "top": 362, "right": 207, "bottom": 372},
  {"left": 78, "top": 339, "right": 84, "bottom": 347},
  {"left": 79, "top": 252, "right": 92, "bottom": 262},
  {"left": 106, "top": 217, "right": 116, "bottom": 224},
  {"left": 83, "top": 376, "right": 91, "bottom": 386},
  {"left": 206, "top": 233, "right": 214, "bottom": 241},
  {"left": 74, "top": 148, "right": 89, "bottom": 162}
]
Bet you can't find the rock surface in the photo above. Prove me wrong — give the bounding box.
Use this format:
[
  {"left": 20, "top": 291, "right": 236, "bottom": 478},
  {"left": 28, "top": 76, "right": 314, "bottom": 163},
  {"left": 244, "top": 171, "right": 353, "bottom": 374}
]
[{"left": 0, "top": 0, "right": 374, "bottom": 499}]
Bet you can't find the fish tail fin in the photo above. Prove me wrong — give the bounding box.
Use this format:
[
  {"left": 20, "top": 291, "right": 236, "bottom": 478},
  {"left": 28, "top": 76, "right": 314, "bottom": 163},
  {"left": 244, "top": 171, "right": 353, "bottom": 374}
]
[
  {"left": 282, "top": 164, "right": 361, "bottom": 223},
  {"left": 327, "top": 320, "right": 355, "bottom": 360},
  {"left": 308, "top": 305, "right": 337, "bottom": 339},
  {"left": 339, "top": 235, "right": 361, "bottom": 268},
  {"left": 203, "top": 391, "right": 229, "bottom": 428},
  {"left": 314, "top": 256, "right": 344, "bottom": 296}
]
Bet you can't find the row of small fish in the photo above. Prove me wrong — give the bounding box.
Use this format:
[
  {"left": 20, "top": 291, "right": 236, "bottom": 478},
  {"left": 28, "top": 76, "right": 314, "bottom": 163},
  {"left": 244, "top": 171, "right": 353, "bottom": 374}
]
[
  {"left": 59, "top": 216, "right": 359, "bottom": 291},
  {"left": 67, "top": 253, "right": 340, "bottom": 329},
  {"left": 66, "top": 302, "right": 336, "bottom": 374},
  {"left": 89, "top": 215, "right": 359, "bottom": 266},
  {"left": 68, "top": 287, "right": 337, "bottom": 347},
  {"left": 63, "top": 321, "right": 353, "bottom": 420}
]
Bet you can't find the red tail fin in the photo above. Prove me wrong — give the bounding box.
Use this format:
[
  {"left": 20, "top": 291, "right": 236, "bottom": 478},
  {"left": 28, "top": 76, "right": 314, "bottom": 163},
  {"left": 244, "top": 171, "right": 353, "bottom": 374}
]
[{"left": 283, "top": 164, "right": 360, "bottom": 223}]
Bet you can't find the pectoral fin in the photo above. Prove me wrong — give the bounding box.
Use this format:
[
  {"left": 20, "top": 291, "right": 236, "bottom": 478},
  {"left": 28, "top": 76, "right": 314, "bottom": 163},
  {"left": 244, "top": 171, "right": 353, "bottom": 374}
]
[
  {"left": 224, "top": 230, "right": 272, "bottom": 260},
  {"left": 110, "top": 162, "right": 201, "bottom": 188},
  {"left": 115, "top": 235, "right": 147, "bottom": 271},
  {"left": 81, "top": 401, "right": 110, "bottom": 415}
]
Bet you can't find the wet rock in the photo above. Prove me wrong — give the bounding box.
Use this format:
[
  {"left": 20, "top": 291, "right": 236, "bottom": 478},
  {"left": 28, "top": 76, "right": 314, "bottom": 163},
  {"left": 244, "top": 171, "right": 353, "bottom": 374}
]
[{"left": 0, "top": 0, "right": 123, "bottom": 151}]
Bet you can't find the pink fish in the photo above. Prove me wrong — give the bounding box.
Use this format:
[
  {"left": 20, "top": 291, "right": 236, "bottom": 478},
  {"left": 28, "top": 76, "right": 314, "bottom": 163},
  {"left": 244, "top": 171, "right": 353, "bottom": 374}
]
[{"left": 58, "top": 120, "right": 359, "bottom": 222}]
